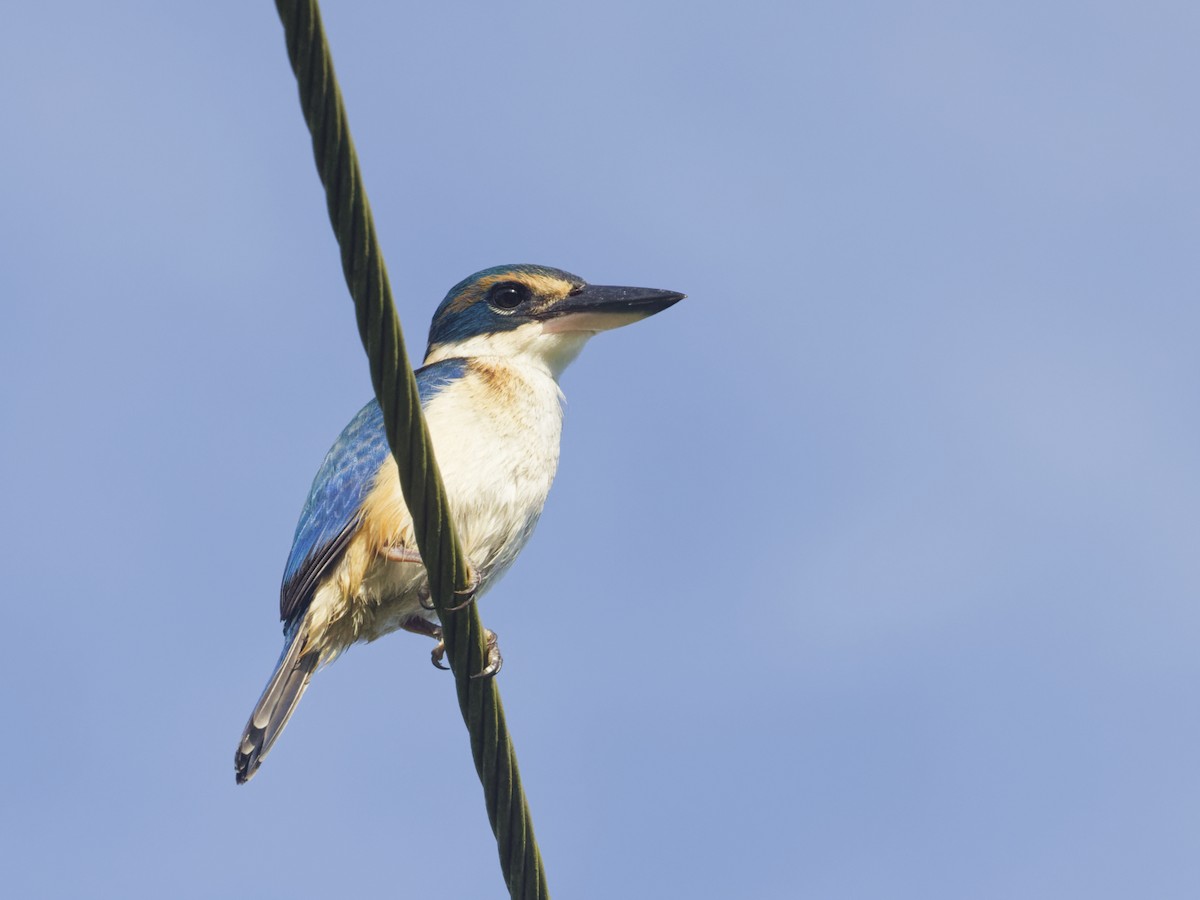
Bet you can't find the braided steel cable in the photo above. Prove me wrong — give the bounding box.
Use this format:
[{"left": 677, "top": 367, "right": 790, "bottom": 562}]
[{"left": 273, "top": 3, "right": 549, "bottom": 896}]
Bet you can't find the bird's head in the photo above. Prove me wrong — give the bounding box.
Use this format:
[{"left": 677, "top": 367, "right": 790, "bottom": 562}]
[{"left": 424, "top": 264, "right": 684, "bottom": 376}]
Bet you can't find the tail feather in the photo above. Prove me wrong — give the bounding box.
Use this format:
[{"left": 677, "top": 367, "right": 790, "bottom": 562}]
[{"left": 235, "top": 630, "right": 319, "bottom": 784}]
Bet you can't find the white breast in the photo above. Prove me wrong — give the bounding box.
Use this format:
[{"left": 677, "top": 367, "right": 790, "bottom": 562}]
[{"left": 425, "top": 357, "right": 565, "bottom": 585}]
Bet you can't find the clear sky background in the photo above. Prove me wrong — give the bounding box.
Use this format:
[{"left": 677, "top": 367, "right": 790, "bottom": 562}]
[{"left": 2, "top": 2, "right": 1198, "bottom": 898}]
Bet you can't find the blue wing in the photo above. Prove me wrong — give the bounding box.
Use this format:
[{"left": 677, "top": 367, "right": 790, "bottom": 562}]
[{"left": 279, "top": 358, "right": 468, "bottom": 628}]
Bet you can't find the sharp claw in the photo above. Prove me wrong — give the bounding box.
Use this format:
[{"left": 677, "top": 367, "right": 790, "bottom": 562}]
[
  {"left": 431, "top": 640, "right": 449, "bottom": 670},
  {"left": 470, "top": 629, "right": 503, "bottom": 679},
  {"left": 445, "top": 565, "right": 481, "bottom": 611},
  {"left": 428, "top": 628, "right": 502, "bottom": 677},
  {"left": 418, "top": 566, "right": 481, "bottom": 613},
  {"left": 445, "top": 594, "right": 474, "bottom": 612},
  {"left": 418, "top": 586, "right": 436, "bottom": 611},
  {"left": 455, "top": 565, "right": 481, "bottom": 595}
]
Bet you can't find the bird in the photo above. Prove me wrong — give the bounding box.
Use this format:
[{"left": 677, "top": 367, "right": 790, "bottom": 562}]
[{"left": 235, "top": 264, "right": 683, "bottom": 784}]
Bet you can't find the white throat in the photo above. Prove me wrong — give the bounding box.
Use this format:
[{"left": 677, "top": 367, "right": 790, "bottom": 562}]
[{"left": 424, "top": 322, "right": 591, "bottom": 380}]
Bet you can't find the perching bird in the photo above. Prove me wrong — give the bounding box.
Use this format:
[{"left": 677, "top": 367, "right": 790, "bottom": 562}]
[{"left": 235, "top": 264, "right": 683, "bottom": 783}]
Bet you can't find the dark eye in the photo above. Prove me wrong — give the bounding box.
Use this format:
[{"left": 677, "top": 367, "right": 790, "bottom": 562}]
[{"left": 487, "top": 282, "right": 531, "bottom": 311}]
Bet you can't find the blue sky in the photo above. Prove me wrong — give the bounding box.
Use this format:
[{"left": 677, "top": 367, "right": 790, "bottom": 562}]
[{"left": 3, "top": 2, "right": 1198, "bottom": 897}]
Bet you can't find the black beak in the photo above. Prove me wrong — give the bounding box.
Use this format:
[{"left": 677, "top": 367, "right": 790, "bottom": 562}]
[{"left": 540, "top": 284, "right": 685, "bottom": 334}]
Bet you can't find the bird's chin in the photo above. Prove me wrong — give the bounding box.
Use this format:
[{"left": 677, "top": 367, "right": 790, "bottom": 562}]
[{"left": 540, "top": 310, "right": 649, "bottom": 335}]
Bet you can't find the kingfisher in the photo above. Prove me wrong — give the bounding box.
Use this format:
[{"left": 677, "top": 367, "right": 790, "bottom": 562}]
[{"left": 234, "top": 264, "right": 683, "bottom": 784}]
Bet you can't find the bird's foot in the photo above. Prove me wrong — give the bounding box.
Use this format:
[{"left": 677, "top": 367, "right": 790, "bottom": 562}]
[
  {"left": 383, "top": 546, "right": 476, "bottom": 611},
  {"left": 400, "top": 615, "right": 452, "bottom": 670},
  {"left": 399, "top": 614, "right": 440, "bottom": 638},
  {"left": 447, "top": 565, "right": 482, "bottom": 611},
  {"left": 429, "top": 627, "right": 502, "bottom": 678},
  {"left": 431, "top": 638, "right": 449, "bottom": 670},
  {"left": 472, "top": 628, "right": 503, "bottom": 679},
  {"left": 416, "top": 563, "right": 481, "bottom": 612},
  {"left": 418, "top": 586, "right": 435, "bottom": 611},
  {"left": 381, "top": 545, "right": 424, "bottom": 565}
]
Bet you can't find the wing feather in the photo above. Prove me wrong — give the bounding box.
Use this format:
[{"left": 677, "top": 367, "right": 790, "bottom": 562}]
[{"left": 278, "top": 358, "right": 467, "bottom": 627}]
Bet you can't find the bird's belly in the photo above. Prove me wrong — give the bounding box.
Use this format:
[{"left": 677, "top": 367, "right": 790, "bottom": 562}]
[{"left": 352, "top": 472, "right": 553, "bottom": 645}]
